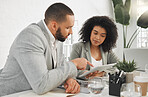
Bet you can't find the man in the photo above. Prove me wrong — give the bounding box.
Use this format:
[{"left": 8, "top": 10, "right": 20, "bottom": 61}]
[{"left": 0, "top": 3, "right": 93, "bottom": 96}]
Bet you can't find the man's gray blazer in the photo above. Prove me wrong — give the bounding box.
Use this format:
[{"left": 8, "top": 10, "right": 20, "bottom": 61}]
[{"left": 0, "top": 20, "right": 77, "bottom": 96}]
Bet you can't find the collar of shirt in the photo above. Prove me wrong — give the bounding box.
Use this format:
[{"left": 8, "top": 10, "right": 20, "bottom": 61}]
[{"left": 42, "top": 20, "right": 58, "bottom": 48}]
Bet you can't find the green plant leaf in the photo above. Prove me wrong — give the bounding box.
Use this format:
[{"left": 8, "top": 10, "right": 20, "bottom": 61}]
[
  {"left": 114, "top": 4, "right": 130, "bottom": 25},
  {"left": 125, "top": 0, "right": 131, "bottom": 12},
  {"left": 112, "top": 0, "right": 123, "bottom": 8},
  {"left": 137, "top": 10, "right": 148, "bottom": 28},
  {"left": 123, "top": 7, "right": 130, "bottom": 25},
  {"left": 114, "top": 60, "right": 137, "bottom": 72},
  {"left": 114, "top": 4, "right": 124, "bottom": 24}
]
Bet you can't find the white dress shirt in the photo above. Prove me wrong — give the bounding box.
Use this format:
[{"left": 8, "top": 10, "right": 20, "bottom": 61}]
[{"left": 42, "top": 20, "right": 58, "bottom": 68}]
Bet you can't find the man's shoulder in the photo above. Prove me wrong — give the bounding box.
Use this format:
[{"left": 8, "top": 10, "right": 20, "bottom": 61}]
[
  {"left": 26, "top": 23, "right": 42, "bottom": 32},
  {"left": 15, "top": 23, "right": 46, "bottom": 44},
  {"left": 19, "top": 23, "right": 43, "bottom": 36}
]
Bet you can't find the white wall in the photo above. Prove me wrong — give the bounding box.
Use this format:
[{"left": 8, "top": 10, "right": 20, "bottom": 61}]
[{"left": 0, "top": 0, "right": 125, "bottom": 69}]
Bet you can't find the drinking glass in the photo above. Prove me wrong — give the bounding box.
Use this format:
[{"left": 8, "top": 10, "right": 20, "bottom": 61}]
[
  {"left": 79, "top": 80, "right": 89, "bottom": 94},
  {"left": 145, "top": 64, "right": 148, "bottom": 73},
  {"left": 88, "top": 77, "right": 105, "bottom": 97},
  {"left": 120, "top": 82, "right": 141, "bottom": 97}
]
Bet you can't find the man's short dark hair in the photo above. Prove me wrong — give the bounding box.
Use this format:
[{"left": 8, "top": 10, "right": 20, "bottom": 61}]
[
  {"left": 79, "top": 16, "right": 118, "bottom": 52},
  {"left": 45, "top": 3, "right": 74, "bottom": 24}
]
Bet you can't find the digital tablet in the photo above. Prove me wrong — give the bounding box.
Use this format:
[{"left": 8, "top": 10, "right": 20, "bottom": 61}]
[{"left": 79, "top": 63, "right": 116, "bottom": 77}]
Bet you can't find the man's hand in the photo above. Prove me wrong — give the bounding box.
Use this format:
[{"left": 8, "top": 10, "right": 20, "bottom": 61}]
[
  {"left": 71, "top": 58, "right": 94, "bottom": 70},
  {"left": 64, "top": 78, "right": 80, "bottom": 94}
]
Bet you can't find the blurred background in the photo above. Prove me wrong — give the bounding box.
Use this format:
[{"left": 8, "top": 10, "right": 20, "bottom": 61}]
[{"left": 0, "top": 0, "right": 148, "bottom": 69}]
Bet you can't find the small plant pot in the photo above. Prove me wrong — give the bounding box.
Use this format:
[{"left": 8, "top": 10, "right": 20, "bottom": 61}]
[{"left": 126, "top": 72, "right": 133, "bottom": 83}]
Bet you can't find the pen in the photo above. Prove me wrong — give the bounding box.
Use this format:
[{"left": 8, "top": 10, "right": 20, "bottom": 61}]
[{"left": 116, "top": 71, "right": 124, "bottom": 84}]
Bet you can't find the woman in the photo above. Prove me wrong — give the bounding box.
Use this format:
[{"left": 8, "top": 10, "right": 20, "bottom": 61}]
[{"left": 70, "top": 16, "right": 119, "bottom": 79}]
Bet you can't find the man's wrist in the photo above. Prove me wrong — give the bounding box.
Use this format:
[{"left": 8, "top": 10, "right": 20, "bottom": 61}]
[{"left": 71, "top": 60, "right": 77, "bottom": 68}]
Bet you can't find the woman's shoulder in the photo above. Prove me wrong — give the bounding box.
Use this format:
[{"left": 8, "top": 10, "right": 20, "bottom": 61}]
[
  {"left": 72, "top": 42, "right": 87, "bottom": 52},
  {"left": 73, "top": 42, "right": 85, "bottom": 47}
]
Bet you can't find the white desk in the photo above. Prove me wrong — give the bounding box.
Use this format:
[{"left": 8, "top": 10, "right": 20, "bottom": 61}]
[
  {"left": 2, "top": 88, "right": 91, "bottom": 97},
  {"left": 2, "top": 87, "right": 148, "bottom": 97}
]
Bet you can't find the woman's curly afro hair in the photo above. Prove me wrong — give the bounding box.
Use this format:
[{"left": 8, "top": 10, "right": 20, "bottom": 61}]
[{"left": 79, "top": 16, "right": 118, "bottom": 52}]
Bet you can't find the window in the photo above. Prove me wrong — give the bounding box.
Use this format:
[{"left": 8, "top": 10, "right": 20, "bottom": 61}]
[
  {"left": 137, "top": 0, "right": 148, "bottom": 48},
  {"left": 138, "top": 28, "right": 148, "bottom": 47}
]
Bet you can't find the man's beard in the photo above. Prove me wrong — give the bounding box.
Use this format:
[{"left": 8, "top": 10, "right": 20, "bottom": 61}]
[{"left": 55, "top": 27, "right": 66, "bottom": 42}]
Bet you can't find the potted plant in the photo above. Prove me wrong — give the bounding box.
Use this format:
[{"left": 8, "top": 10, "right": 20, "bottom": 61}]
[
  {"left": 114, "top": 60, "right": 137, "bottom": 83},
  {"left": 112, "top": 0, "right": 132, "bottom": 48},
  {"left": 112, "top": 0, "right": 148, "bottom": 66},
  {"left": 112, "top": 0, "right": 148, "bottom": 48}
]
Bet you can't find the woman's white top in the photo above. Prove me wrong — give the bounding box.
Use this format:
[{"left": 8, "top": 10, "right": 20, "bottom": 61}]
[{"left": 90, "top": 56, "right": 102, "bottom": 70}]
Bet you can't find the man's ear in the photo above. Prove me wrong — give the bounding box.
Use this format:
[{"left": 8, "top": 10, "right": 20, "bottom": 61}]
[{"left": 50, "top": 21, "right": 58, "bottom": 31}]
